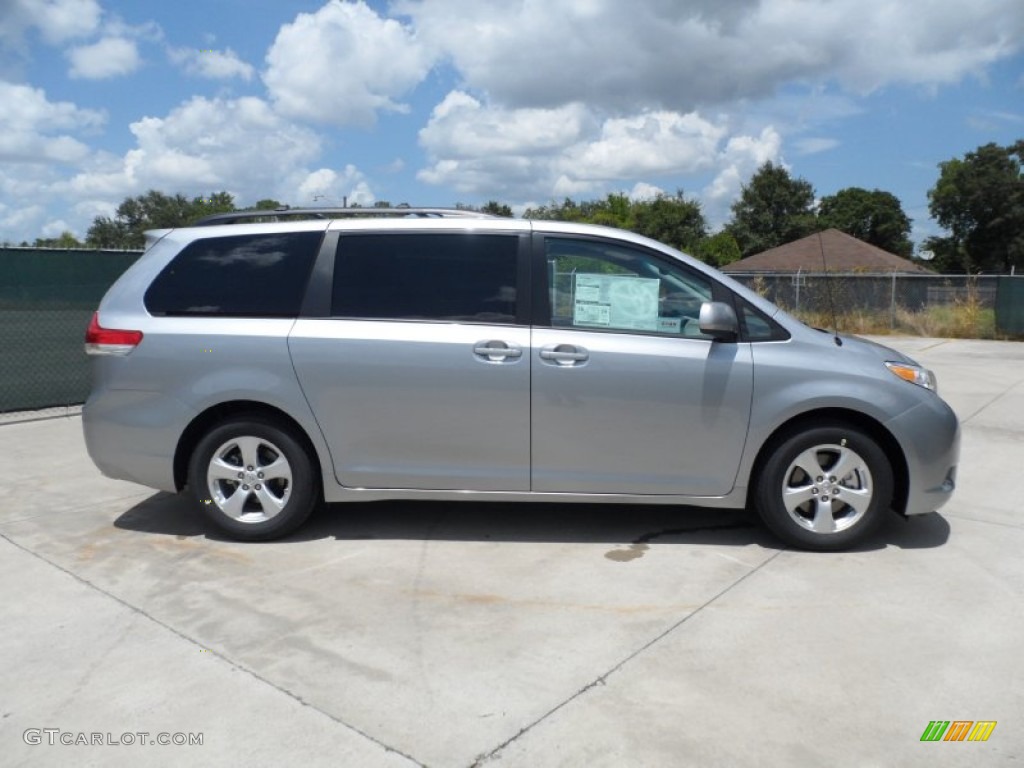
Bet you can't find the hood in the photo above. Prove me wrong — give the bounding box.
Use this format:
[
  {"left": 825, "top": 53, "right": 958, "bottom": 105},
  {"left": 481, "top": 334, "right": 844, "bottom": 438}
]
[{"left": 835, "top": 333, "right": 917, "bottom": 366}]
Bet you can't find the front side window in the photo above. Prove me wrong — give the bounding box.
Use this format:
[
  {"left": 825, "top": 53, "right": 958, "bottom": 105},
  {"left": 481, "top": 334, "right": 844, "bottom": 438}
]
[
  {"left": 145, "top": 231, "right": 322, "bottom": 317},
  {"left": 739, "top": 300, "right": 790, "bottom": 341},
  {"left": 545, "top": 237, "right": 713, "bottom": 337},
  {"left": 332, "top": 233, "right": 519, "bottom": 323}
]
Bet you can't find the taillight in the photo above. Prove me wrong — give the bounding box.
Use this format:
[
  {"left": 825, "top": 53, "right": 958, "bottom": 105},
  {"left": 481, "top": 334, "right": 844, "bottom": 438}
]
[{"left": 84, "top": 312, "right": 143, "bottom": 356}]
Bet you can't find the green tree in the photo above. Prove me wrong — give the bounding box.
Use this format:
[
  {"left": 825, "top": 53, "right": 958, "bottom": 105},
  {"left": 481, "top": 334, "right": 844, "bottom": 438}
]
[
  {"left": 692, "top": 231, "right": 742, "bottom": 268},
  {"left": 480, "top": 200, "right": 513, "bottom": 217},
  {"left": 454, "top": 201, "right": 513, "bottom": 216},
  {"left": 817, "top": 187, "right": 913, "bottom": 257},
  {"left": 631, "top": 192, "right": 706, "bottom": 250},
  {"left": 33, "top": 231, "right": 84, "bottom": 248},
  {"left": 726, "top": 162, "right": 817, "bottom": 257},
  {"left": 522, "top": 197, "right": 587, "bottom": 222},
  {"left": 918, "top": 235, "right": 960, "bottom": 272},
  {"left": 249, "top": 198, "right": 286, "bottom": 210},
  {"left": 927, "top": 141, "right": 1024, "bottom": 273},
  {"left": 583, "top": 193, "right": 634, "bottom": 229},
  {"left": 524, "top": 192, "right": 707, "bottom": 249},
  {"left": 87, "top": 190, "right": 238, "bottom": 249},
  {"left": 85, "top": 217, "right": 130, "bottom": 249},
  {"left": 191, "top": 191, "right": 236, "bottom": 219}
]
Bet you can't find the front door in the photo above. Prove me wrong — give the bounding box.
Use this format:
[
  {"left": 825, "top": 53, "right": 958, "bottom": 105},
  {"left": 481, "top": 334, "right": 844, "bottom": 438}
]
[{"left": 530, "top": 235, "right": 753, "bottom": 496}]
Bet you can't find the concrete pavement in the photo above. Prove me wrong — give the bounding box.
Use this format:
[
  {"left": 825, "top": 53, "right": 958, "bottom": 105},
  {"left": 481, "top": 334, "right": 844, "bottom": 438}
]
[{"left": 0, "top": 337, "right": 1021, "bottom": 766}]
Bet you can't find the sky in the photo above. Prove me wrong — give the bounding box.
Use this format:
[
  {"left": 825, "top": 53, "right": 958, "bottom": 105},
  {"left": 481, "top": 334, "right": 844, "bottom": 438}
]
[{"left": 1, "top": 0, "right": 1022, "bottom": 247}]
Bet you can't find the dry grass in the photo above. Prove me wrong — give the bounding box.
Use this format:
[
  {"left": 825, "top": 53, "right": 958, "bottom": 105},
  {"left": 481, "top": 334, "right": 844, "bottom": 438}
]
[
  {"left": 790, "top": 289, "right": 997, "bottom": 339},
  {"left": 745, "top": 275, "right": 1020, "bottom": 340}
]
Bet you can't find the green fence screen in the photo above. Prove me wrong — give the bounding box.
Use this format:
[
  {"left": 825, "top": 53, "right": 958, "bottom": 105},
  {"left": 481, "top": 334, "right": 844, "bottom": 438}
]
[
  {"left": 0, "top": 247, "right": 143, "bottom": 413},
  {"left": 995, "top": 276, "right": 1024, "bottom": 336}
]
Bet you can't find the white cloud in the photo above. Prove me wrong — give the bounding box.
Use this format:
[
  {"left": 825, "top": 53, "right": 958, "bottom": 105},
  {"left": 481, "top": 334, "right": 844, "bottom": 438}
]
[
  {"left": 102, "top": 16, "right": 163, "bottom": 44},
  {"left": 0, "top": 86, "right": 365, "bottom": 241},
  {"left": 704, "top": 128, "right": 783, "bottom": 200},
  {"left": 73, "top": 96, "right": 318, "bottom": 196},
  {"left": 560, "top": 111, "right": 724, "bottom": 180},
  {"left": 417, "top": 93, "right": 592, "bottom": 195},
  {"left": 419, "top": 91, "right": 592, "bottom": 158},
  {"left": 41, "top": 218, "right": 71, "bottom": 237},
  {"left": 0, "top": 204, "right": 45, "bottom": 235},
  {"left": 67, "top": 36, "right": 140, "bottom": 79},
  {"left": 169, "top": 46, "right": 254, "bottom": 81},
  {"left": 629, "top": 182, "right": 666, "bottom": 201},
  {"left": 296, "top": 166, "right": 374, "bottom": 205},
  {"left": 550, "top": 174, "right": 599, "bottom": 199},
  {"left": 794, "top": 137, "right": 840, "bottom": 156},
  {"left": 418, "top": 90, "right": 771, "bottom": 207},
  {"left": 264, "top": 0, "right": 434, "bottom": 126},
  {"left": 398, "top": 0, "right": 1024, "bottom": 111},
  {"left": 702, "top": 127, "right": 784, "bottom": 226},
  {"left": 297, "top": 168, "right": 338, "bottom": 201},
  {"left": 72, "top": 198, "right": 117, "bottom": 222},
  {"left": 0, "top": 0, "right": 101, "bottom": 47},
  {"left": 55, "top": 95, "right": 365, "bottom": 217},
  {"left": 36, "top": 0, "right": 102, "bottom": 42},
  {"left": 0, "top": 81, "right": 104, "bottom": 165}
]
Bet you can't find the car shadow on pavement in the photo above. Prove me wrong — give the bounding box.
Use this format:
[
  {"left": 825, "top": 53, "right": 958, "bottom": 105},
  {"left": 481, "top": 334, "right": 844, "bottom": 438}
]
[{"left": 114, "top": 492, "right": 951, "bottom": 552}]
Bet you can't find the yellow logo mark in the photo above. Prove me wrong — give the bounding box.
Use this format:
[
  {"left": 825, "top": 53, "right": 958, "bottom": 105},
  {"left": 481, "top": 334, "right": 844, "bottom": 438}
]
[
  {"left": 922, "top": 720, "right": 996, "bottom": 742},
  {"left": 967, "top": 721, "right": 997, "bottom": 742}
]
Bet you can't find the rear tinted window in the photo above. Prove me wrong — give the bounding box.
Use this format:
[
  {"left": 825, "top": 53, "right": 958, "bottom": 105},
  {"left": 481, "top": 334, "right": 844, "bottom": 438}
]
[
  {"left": 145, "top": 232, "right": 321, "bottom": 317},
  {"left": 332, "top": 233, "right": 519, "bottom": 323}
]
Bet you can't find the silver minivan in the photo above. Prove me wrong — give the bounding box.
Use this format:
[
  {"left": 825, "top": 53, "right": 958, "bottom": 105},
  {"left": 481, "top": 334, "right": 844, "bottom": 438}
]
[{"left": 83, "top": 209, "right": 959, "bottom": 550}]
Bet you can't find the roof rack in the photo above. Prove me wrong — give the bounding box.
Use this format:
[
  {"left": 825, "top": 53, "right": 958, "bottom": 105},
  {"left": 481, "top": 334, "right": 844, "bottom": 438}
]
[{"left": 192, "top": 207, "right": 497, "bottom": 226}]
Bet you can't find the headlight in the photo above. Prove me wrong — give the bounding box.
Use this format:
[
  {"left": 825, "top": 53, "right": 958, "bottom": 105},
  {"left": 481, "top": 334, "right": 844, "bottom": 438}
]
[{"left": 885, "top": 361, "right": 937, "bottom": 392}]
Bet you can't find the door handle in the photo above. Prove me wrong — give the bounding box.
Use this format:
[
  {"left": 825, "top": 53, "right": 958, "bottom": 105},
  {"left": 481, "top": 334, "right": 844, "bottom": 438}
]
[
  {"left": 473, "top": 341, "right": 523, "bottom": 362},
  {"left": 540, "top": 344, "right": 589, "bottom": 366}
]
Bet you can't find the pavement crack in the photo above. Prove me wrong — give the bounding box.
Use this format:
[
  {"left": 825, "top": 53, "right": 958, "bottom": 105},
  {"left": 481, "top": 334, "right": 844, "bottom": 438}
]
[
  {"left": 960, "top": 375, "right": 1024, "bottom": 425},
  {"left": 916, "top": 339, "right": 950, "bottom": 352},
  {"left": 0, "top": 531, "right": 428, "bottom": 768},
  {"left": 470, "top": 548, "right": 784, "bottom": 766},
  {"left": 941, "top": 510, "right": 1024, "bottom": 529}
]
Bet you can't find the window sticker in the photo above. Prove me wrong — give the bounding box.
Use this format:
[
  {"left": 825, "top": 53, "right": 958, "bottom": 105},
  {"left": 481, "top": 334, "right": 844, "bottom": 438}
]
[
  {"left": 573, "top": 274, "right": 660, "bottom": 331},
  {"left": 657, "top": 316, "right": 682, "bottom": 333}
]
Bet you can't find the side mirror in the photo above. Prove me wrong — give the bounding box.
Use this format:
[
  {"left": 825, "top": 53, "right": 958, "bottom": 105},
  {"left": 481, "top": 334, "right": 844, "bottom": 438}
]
[{"left": 698, "top": 301, "right": 739, "bottom": 341}]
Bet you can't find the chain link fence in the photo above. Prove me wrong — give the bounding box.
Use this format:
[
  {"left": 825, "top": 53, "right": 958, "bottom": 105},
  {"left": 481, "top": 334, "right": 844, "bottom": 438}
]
[
  {"left": 1, "top": 247, "right": 143, "bottom": 420},
  {"left": 727, "top": 273, "right": 1024, "bottom": 337}
]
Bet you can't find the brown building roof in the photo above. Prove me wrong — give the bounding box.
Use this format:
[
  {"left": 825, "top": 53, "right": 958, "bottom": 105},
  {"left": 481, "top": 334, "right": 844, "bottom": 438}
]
[{"left": 722, "top": 229, "right": 931, "bottom": 274}]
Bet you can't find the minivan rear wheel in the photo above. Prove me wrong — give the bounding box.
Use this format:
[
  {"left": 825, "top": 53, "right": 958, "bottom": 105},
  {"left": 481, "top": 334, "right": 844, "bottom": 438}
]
[
  {"left": 755, "top": 424, "right": 893, "bottom": 551},
  {"left": 188, "top": 417, "right": 319, "bottom": 541}
]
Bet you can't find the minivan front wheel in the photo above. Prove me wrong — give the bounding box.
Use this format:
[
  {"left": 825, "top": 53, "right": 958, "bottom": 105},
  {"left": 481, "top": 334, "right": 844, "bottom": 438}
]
[
  {"left": 188, "top": 417, "right": 319, "bottom": 541},
  {"left": 755, "top": 425, "right": 893, "bottom": 551}
]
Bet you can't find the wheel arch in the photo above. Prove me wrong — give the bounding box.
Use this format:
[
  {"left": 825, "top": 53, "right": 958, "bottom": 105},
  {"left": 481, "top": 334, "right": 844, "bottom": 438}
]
[
  {"left": 747, "top": 407, "right": 909, "bottom": 515},
  {"left": 174, "top": 400, "right": 321, "bottom": 493}
]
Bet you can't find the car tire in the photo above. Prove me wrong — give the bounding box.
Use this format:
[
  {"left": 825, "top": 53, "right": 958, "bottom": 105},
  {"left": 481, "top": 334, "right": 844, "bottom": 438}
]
[
  {"left": 188, "top": 416, "right": 319, "bottom": 541},
  {"left": 754, "top": 424, "right": 893, "bottom": 551}
]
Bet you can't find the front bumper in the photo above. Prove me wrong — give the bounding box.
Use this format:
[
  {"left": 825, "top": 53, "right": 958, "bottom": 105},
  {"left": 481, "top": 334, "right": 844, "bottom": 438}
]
[{"left": 886, "top": 395, "right": 960, "bottom": 516}]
